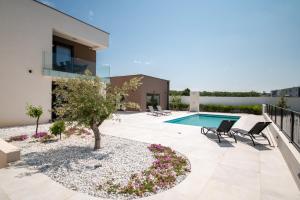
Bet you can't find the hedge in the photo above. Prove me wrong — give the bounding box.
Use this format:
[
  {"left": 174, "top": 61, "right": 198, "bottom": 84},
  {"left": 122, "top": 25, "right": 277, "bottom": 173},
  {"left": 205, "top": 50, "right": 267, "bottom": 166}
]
[
  {"left": 169, "top": 102, "right": 189, "bottom": 111},
  {"left": 199, "top": 104, "right": 262, "bottom": 115}
]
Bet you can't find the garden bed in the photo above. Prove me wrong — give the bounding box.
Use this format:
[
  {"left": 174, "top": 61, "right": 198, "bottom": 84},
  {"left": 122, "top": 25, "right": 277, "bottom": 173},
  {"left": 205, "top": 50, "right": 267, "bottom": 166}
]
[{"left": 0, "top": 125, "right": 190, "bottom": 199}]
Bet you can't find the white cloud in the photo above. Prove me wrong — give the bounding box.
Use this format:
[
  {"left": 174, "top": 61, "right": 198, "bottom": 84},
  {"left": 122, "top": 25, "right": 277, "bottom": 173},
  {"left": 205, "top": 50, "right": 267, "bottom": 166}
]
[
  {"left": 40, "top": 0, "right": 55, "bottom": 7},
  {"left": 133, "top": 60, "right": 151, "bottom": 65},
  {"left": 88, "top": 10, "right": 94, "bottom": 20},
  {"left": 133, "top": 60, "right": 142, "bottom": 64}
]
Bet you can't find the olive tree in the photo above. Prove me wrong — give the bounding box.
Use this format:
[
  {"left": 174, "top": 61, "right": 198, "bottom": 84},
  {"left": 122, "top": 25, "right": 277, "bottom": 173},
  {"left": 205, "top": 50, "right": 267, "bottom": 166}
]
[
  {"left": 53, "top": 72, "right": 142, "bottom": 150},
  {"left": 26, "top": 104, "right": 43, "bottom": 134}
]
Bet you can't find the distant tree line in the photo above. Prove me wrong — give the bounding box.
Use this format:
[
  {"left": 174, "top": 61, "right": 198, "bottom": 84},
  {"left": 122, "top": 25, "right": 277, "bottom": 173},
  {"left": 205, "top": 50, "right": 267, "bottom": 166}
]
[
  {"left": 170, "top": 88, "right": 264, "bottom": 97},
  {"left": 199, "top": 91, "right": 262, "bottom": 97},
  {"left": 170, "top": 88, "right": 191, "bottom": 96}
]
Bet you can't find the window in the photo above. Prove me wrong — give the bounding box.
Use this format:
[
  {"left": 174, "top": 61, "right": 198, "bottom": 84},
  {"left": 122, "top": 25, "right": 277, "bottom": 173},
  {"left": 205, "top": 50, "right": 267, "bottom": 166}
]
[
  {"left": 55, "top": 45, "right": 72, "bottom": 65},
  {"left": 53, "top": 42, "right": 73, "bottom": 72},
  {"left": 146, "top": 93, "right": 160, "bottom": 108}
]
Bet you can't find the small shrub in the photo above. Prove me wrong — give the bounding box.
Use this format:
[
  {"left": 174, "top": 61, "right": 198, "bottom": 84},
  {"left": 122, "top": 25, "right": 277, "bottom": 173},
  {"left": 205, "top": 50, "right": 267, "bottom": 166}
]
[
  {"left": 26, "top": 104, "right": 43, "bottom": 134},
  {"left": 64, "top": 127, "right": 77, "bottom": 136},
  {"left": 40, "top": 134, "right": 57, "bottom": 143},
  {"left": 199, "top": 104, "right": 262, "bottom": 115},
  {"left": 277, "top": 96, "right": 288, "bottom": 108},
  {"left": 32, "top": 132, "right": 48, "bottom": 139},
  {"left": 7, "top": 134, "right": 28, "bottom": 142},
  {"left": 49, "top": 121, "right": 65, "bottom": 140},
  {"left": 64, "top": 127, "right": 92, "bottom": 137}
]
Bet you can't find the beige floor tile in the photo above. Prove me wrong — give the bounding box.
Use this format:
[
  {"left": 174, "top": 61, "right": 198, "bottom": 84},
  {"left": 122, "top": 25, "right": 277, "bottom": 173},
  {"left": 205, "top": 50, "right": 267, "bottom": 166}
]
[
  {"left": 198, "top": 179, "right": 260, "bottom": 200},
  {"left": 210, "top": 163, "right": 260, "bottom": 192}
]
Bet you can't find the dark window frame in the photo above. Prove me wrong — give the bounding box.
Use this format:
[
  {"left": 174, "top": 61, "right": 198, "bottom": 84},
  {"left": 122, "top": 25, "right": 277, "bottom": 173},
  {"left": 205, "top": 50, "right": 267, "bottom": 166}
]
[{"left": 146, "top": 93, "right": 160, "bottom": 109}]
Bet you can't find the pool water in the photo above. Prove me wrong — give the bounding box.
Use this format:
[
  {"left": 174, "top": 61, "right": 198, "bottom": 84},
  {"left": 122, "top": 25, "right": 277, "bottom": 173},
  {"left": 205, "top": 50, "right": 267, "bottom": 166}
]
[{"left": 165, "top": 114, "right": 240, "bottom": 128}]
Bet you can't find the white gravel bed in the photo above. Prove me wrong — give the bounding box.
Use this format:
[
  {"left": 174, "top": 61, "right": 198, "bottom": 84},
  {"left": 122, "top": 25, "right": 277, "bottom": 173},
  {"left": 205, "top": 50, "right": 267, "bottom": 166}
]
[
  {"left": 0, "top": 123, "right": 51, "bottom": 138},
  {"left": 0, "top": 125, "right": 190, "bottom": 199}
]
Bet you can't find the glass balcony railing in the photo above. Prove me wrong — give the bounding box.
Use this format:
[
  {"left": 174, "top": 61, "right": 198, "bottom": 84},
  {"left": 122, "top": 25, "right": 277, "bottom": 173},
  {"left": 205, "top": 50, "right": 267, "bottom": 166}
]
[
  {"left": 42, "top": 51, "right": 110, "bottom": 83},
  {"left": 97, "top": 65, "right": 111, "bottom": 83}
]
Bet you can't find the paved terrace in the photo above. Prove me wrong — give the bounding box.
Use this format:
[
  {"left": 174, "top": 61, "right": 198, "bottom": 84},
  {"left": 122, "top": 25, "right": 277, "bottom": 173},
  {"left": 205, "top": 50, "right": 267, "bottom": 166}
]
[{"left": 0, "top": 112, "right": 300, "bottom": 200}]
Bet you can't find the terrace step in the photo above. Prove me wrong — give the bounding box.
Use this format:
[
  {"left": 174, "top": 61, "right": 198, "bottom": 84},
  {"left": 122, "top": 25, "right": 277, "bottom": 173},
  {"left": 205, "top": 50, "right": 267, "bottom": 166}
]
[{"left": 0, "top": 139, "right": 20, "bottom": 168}]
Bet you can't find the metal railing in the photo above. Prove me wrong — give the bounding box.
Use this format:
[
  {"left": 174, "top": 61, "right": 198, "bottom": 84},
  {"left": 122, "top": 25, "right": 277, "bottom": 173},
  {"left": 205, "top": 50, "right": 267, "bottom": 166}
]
[{"left": 266, "top": 104, "right": 300, "bottom": 151}]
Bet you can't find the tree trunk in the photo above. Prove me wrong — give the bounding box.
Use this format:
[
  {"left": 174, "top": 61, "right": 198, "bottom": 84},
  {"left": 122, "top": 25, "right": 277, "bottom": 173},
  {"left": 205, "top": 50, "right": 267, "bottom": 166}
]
[
  {"left": 36, "top": 116, "right": 40, "bottom": 134},
  {"left": 91, "top": 123, "right": 101, "bottom": 150}
]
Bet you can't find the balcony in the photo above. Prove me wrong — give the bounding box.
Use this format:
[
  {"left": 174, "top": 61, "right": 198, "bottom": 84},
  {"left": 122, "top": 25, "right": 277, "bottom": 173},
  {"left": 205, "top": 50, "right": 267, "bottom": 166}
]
[{"left": 42, "top": 51, "right": 110, "bottom": 83}]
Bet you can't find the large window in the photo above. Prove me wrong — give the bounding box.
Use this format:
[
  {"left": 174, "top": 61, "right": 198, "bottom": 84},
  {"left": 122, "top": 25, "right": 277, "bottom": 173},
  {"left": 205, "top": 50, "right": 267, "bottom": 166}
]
[{"left": 146, "top": 93, "right": 160, "bottom": 108}]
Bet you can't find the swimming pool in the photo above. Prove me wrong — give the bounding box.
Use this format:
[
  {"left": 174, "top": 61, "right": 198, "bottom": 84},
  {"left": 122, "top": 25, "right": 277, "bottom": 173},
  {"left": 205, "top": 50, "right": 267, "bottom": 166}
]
[{"left": 165, "top": 114, "right": 240, "bottom": 128}]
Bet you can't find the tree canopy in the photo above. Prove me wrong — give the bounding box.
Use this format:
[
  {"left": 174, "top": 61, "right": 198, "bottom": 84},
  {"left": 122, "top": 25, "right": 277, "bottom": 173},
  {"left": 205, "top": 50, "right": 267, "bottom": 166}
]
[{"left": 53, "top": 71, "right": 142, "bottom": 149}]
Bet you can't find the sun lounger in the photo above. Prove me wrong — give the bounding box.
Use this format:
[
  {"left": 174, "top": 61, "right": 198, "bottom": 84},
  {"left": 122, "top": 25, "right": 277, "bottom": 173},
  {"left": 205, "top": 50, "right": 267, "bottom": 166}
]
[
  {"left": 148, "top": 106, "right": 162, "bottom": 116},
  {"left": 201, "top": 120, "right": 237, "bottom": 143},
  {"left": 157, "top": 105, "right": 171, "bottom": 115},
  {"left": 231, "top": 122, "right": 272, "bottom": 146}
]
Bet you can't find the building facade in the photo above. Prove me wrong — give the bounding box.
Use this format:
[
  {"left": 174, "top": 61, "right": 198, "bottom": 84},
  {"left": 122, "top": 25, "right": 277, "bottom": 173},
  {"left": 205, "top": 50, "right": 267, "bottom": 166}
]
[
  {"left": 110, "top": 75, "right": 170, "bottom": 111},
  {"left": 0, "top": 0, "right": 109, "bottom": 127},
  {"left": 271, "top": 87, "right": 300, "bottom": 97}
]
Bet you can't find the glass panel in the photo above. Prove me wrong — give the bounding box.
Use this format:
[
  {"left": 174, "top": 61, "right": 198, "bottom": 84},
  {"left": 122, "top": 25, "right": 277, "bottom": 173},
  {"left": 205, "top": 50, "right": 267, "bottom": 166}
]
[
  {"left": 282, "top": 109, "right": 292, "bottom": 138},
  {"left": 55, "top": 45, "right": 72, "bottom": 65},
  {"left": 43, "top": 51, "right": 110, "bottom": 81},
  {"left": 294, "top": 113, "right": 300, "bottom": 149},
  {"left": 98, "top": 65, "right": 110, "bottom": 83},
  {"left": 267, "top": 105, "right": 300, "bottom": 151},
  {"left": 275, "top": 107, "right": 282, "bottom": 128}
]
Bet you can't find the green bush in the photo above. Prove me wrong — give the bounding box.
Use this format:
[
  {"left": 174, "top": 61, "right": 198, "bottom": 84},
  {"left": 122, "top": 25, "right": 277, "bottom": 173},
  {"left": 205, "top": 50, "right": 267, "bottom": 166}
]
[
  {"left": 169, "top": 102, "right": 189, "bottom": 111},
  {"left": 49, "top": 121, "right": 66, "bottom": 139},
  {"left": 199, "top": 104, "right": 262, "bottom": 115},
  {"left": 277, "top": 96, "right": 288, "bottom": 108},
  {"left": 169, "top": 95, "right": 189, "bottom": 111}
]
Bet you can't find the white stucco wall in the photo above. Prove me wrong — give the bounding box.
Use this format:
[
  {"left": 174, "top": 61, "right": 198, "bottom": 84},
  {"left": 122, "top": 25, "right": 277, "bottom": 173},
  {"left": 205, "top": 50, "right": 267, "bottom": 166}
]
[
  {"left": 170, "top": 96, "right": 300, "bottom": 112},
  {"left": 0, "top": 0, "right": 109, "bottom": 127},
  {"left": 189, "top": 91, "right": 200, "bottom": 112}
]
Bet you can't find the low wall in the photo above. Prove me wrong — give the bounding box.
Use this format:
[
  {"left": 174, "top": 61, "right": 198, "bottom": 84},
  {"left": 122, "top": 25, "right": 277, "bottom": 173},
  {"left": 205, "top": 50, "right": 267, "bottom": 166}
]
[
  {"left": 263, "top": 113, "right": 300, "bottom": 189},
  {"left": 170, "top": 96, "right": 300, "bottom": 112}
]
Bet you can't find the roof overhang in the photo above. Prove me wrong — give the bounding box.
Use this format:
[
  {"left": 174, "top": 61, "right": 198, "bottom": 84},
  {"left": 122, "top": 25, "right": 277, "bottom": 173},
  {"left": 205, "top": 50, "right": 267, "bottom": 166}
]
[{"left": 53, "top": 30, "right": 107, "bottom": 50}]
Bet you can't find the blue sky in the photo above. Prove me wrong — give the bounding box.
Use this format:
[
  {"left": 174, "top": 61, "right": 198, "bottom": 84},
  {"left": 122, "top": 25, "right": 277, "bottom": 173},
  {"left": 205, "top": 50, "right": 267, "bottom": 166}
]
[{"left": 40, "top": 0, "right": 300, "bottom": 92}]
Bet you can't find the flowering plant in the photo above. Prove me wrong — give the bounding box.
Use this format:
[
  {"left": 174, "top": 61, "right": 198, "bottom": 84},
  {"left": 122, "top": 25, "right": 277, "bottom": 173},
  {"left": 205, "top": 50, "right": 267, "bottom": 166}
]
[
  {"left": 100, "top": 144, "right": 190, "bottom": 197},
  {"left": 32, "top": 132, "right": 48, "bottom": 139},
  {"left": 7, "top": 134, "right": 28, "bottom": 142}
]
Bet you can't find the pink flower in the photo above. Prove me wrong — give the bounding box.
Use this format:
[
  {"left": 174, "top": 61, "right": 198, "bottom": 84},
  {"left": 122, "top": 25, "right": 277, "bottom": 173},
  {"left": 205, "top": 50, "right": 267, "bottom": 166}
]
[{"left": 32, "top": 132, "right": 48, "bottom": 138}]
